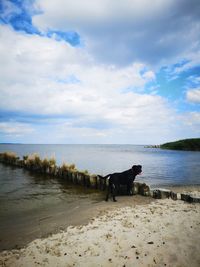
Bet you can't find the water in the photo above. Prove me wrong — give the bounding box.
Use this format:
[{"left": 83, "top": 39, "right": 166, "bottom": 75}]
[
  {"left": 0, "top": 144, "right": 200, "bottom": 250},
  {"left": 0, "top": 143, "right": 200, "bottom": 211},
  {"left": 0, "top": 144, "right": 200, "bottom": 207},
  {"left": 0, "top": 144, "right": 200, "bottom": 185}
]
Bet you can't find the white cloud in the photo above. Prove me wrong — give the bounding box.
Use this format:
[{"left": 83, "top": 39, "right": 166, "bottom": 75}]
[
  {"left": 33, "top": 0, "right": 200, "bottom": 67},
  {"left": 186, "top": 112, "right": 200, "bottom": 126},
  {"left": 186, "top": 88, "right": 200, "bottom": 104},
  {"left": 179, "top": 112, "right": 200, "bottom": 137},
  {"left": 187, "top": 76, "right": 200, "bottom": 85},
  {"left": 0, "top": 24, "right": 174, "bottom": 143},
  {"left": 34, "top": 0, "right": 171, "bottom": 28},
  {"left": 0, "top": 122, "right": 34, "bottom": 136},
  {"left": 0, "top": 24, "right": 199, "bottom": 144},
  {"left": 0, "top": 25, "right": 155, "bottom": 116}
]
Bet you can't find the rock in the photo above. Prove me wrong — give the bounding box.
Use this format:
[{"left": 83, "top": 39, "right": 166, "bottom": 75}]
[
  {"left": 133, "top": 182, "right": 140, "bottom": 195},
  {"left": 181, "top": 193, "right": 192, "bottom": 202},
  {"left": 176, "top": 193, "right": 181, "bottom": 200},
  {"left": 191, "top": 196, "right": 200, "bottom": 203},
  {"left": 170, "top": 191, "right": 178, "bottom": 200},
  {"left": 152, "top": 189, "right": 160, "bottom": 199},
  {"left": 150, "top": 190, "right": 154, "bottom": 197},
  {"left": 138, "top": 183, "right": 151, "bottom": 196},
  {"left": 133, "top": 182, "right": 151, "bottom": 196},
  {"left": 181, "top": 193, "right": 200, "bottom": 203},
  {"left": 153, "top": 188, "right": 172, "bottom": 199}
]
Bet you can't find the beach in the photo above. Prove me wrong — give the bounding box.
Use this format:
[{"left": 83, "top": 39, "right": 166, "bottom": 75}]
[{"left": 0, "top": 194, "right": 200, "bottom": 267}]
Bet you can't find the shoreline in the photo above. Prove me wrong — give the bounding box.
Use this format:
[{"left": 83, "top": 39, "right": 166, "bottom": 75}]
[
  {"left": 0, "top": 196, "right": 200, "bottom": 267},
  {"left": 0, "top": 193, "right": 153, "bottom": 252},
  {"left": 1, "top": 185, "right": 200, "bottom": 250},
  {"left": 0, "top": 185, "right": 200, "bottom": 252}
]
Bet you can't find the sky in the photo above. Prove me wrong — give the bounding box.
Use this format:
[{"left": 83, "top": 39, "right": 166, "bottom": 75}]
[{"left": 0, "top": 0, "right": 200, "bottom": 144}]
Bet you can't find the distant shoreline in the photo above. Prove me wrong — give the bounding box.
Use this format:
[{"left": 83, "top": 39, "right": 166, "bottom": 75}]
[
  {"left": 145, "top": 138, "right": 200, "bottom": 151},
  {"left": 160, "top": 138, "right": 200, "bottom": 151}
]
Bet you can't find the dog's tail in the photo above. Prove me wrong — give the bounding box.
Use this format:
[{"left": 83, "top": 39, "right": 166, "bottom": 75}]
[{"left": 97, "top": 174, "right": 111, "bottom": 180}]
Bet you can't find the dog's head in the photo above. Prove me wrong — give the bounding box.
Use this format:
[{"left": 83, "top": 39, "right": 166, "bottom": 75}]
[{"left": 132, "top": 165, "right": 142, "bottom": 175}]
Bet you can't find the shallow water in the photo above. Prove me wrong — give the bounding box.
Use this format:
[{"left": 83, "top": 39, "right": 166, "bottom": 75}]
[{"left": 0, "top": 164, "right": 103, "bottom": 250}]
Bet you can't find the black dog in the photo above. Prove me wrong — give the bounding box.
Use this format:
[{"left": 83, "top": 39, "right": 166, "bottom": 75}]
[{"left": 98, "top": 165, "right": 142, "bottom": 202}]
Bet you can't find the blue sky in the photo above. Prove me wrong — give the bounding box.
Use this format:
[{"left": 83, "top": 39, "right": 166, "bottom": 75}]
[{"left": 0, "top": 0, "right": 200, "bottom": 144}]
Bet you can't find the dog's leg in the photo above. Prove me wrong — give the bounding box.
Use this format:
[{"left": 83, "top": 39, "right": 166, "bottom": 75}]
[
  {"left": 105, "top": 187, "right": 110, "bottom": 201},
  {"left": 129, "top": 187, "right": 133, "bottom": 195},
  {"left": 127, "top": 181, "right": 133, "bottom": 195},
  {"left": 105, "top": 176, "right": 111, "bottom": 201},
  {"left": 127, "top": 183, "right": 130, "bottom": 195},
  {"left": 112, "top": 184, "right": 117, "bottom": 202},
  {"left": 106, "top": 180, "right": 111, "bottom": 201}
]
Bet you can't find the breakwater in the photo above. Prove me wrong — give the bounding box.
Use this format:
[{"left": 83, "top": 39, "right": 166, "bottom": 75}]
[
  {"left": 0, "top": 151, "right": 151, "bottom": 196},
  {"left": 0, "top": 152, "right": 105, "bottom": 190},
  {"left": 0, "top": 151, "right": 199, "bottom": 203}
]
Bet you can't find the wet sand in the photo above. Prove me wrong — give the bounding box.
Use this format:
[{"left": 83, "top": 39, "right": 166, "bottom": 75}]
[{"left": 0, "top": 192, "right": 153, "bottom": 251}]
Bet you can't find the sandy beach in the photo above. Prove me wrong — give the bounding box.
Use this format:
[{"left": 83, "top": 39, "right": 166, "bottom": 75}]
[{"left": 0, "top": 195, "right": 200, "bottom": 267}]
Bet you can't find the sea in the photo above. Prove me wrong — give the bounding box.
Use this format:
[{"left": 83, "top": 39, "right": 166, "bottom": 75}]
[
  {"left": 0, "top": 144, "right": 200, "bottom": 250},
  {"left": 1, "top": 143, "right": 200, "bottom": 211}
]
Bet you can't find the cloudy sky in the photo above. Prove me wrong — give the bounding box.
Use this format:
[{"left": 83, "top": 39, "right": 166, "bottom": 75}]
[{"left": 0, "top": 0, "right": 200, "bottom": 144}]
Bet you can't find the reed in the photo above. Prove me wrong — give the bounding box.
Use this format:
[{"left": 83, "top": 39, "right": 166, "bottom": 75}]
[
  {"left": 61, "top": 163, "right": 72, "bottom": 178},
  {"left": 48, "top": 157, "right": 56, "bottom": 175},
  {"left": 49, "top": 157, "right": 56, "bottom": 167},
  {"left": 0, "top": 152, "right": 18, "bottom": 164}
]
